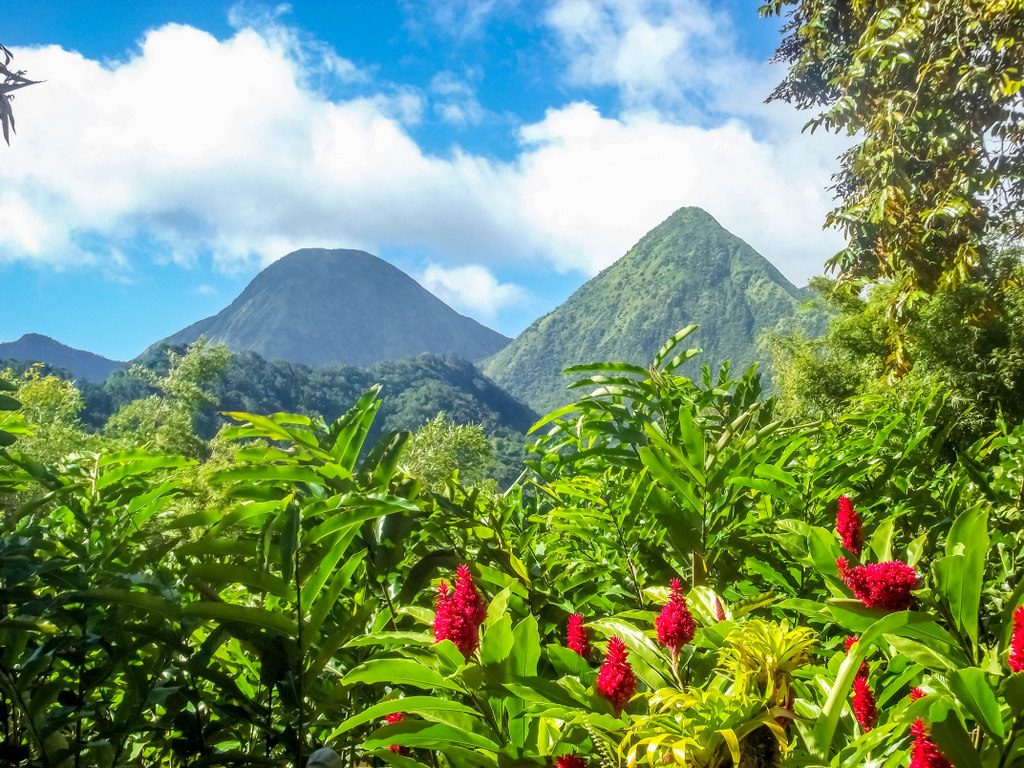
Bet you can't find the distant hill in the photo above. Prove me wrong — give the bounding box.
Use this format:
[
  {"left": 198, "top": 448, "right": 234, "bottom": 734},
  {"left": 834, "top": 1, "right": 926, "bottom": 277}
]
[
  {"left": 483, "top": 207, "right": 815, "bottom": 412},
  {"left": 98, "top": 345, "right": 537, "bottom": 439},
  {"left": 0, "top": 333, "right": 124, "bottom": 382},
  {"left": 156, "top": 248, "right": 510, "bottom": 366}
]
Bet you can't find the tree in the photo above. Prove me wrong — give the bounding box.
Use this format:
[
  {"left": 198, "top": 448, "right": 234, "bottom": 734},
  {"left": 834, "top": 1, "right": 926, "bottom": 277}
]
[
  {"left": 0, "top": 43, "right": 39, "bottom": 145},
  {"left": 762, "top": 0, "right": 1024, "bottom": 369},
  {"left": 104, "top": 339, "right": 230, "bottom": 456},
  {"left": 767, "top": 271, "right": 1024, "bottom": 443},
  {"left": 0, "top": 364, "right": 98, "bottom": 462},
  {"left": 400, "top": 412, "right": 493, "bottom": 490}
]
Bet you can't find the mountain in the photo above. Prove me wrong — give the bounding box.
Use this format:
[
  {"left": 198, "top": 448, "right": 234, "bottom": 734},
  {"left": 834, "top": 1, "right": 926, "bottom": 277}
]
[
  {"left": 483, "top": 207, "right": 813, "bottom": 412},
  {"left": 156, "top": 248, "right": 511, "bottom": 367},
  {"left": 0, "top": 333, "right": 124, "bottom": 382}
]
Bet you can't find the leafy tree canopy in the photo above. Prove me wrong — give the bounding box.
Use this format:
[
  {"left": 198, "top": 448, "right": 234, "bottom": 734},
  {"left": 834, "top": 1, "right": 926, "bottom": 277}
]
[{"left": 762, "top": 0, "right": 1024, "bottom": 369}]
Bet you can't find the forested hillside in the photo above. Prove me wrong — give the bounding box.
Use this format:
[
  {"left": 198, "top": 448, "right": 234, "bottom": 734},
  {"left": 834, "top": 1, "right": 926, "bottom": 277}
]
[{"left": 484, "top": 207, "right": 819, "bottom": 412}]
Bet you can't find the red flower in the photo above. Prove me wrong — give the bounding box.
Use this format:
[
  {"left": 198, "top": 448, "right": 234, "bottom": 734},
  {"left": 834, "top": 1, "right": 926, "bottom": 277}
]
[
  {"left": 596, "top": 636, "right": 635, "bottom": 715},
  {"left": 837, "top": 558, "right": 918, "bottom": 611},
  {"left": 715, "top": 597, "right": 726, "bottom": 622},
  {"left": 1010, "top": 605, "right": 1024, "bottom": 673},
  {"left": 433, "top": 564, "right": 487, "bottom": 658},
  {"left": 910, "top": 687, "right": 926, "bottom": 701},
  {"left": 910, "top": 718, "right": 953, "bottom": 768},
  {"left": 655, "top": 578, "right": 696, "bottom": 656},
  {"left": 851, "top": 675, "right": 877, "bottom": 732},
  {"left": 836, "top": 495, "right": 863, "bottom": 557},
  {"left": 555, "top": 756, "right": 587, "bottom": 768},
  {"left": 567, "top": 613, "right": 591, "bottom": 660},
  {"left": 844, "top": 635, "right": 869, "bottom": 678},
  {"left": 384, "top": 712, "right": 406, "bottom": 754}
]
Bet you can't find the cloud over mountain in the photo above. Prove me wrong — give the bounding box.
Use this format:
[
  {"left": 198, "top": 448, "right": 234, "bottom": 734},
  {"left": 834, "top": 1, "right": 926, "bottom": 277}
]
[{"left": 1, "top": 3, "right": 845, "bottom": 301}]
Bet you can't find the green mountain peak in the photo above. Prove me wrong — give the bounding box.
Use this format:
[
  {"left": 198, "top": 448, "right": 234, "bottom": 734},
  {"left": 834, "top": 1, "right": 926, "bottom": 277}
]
[{"left": 483, "top": 206, "right": 808, "bottom": 412}]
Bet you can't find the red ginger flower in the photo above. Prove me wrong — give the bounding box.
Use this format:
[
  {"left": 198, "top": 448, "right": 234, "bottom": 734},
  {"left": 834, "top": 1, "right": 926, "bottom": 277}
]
[
  {"left": 851, "top": 675, "right": 877, "bottom": 732},
  {"left": 655, "top": 578, "right": 696, "bottom": 656},
  {"left": 596, "top": 636, "right": 635, "bottom": 715},
  {"left": 837, "top": 557, "right": 918, "bottom": 611},
  {"left": 567, "top": 613, "right": 591, "bottom": 660},
  {"left": 910, "top": 687, "right": 926, "bottom": 701},
  {"left": 844, "top": 635, "right": 869, "bottom": 678},
  {"left": 384, "top": 712, "right": 406, "bottom": 754},
  {"left": 910, "top": 718, "right": 953, "bottom": 768},
  {"left": 433, "top": 564, "right": 487, "bottom": 658},
  {"left": 555, "top": 756, "right": 587, "bottom": 768},
  {"left": 837, "top": 495, "right": 863, "bottom": 557},
  {"left": 1010, "top": 605, "right": 1024, "bottom": 673}
]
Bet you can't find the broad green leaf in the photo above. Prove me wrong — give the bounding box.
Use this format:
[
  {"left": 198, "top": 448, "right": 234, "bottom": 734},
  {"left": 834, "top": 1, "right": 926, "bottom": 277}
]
[
  {"left": 183, "top": 602, "right": 297, "bottom": 635},
  {"left": 334, "top": 696, "right": 480, "bottom": 734},
  {"left": 342, "top": 659, "right": 466, "bottom": 693},
  {"left": 947, "top": 668, "right": 1004, "bottom": 738}
]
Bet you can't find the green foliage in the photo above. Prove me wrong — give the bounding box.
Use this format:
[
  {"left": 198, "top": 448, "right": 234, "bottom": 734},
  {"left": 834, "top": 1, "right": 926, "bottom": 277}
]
[
  {"left": 104, "top": 339, "right": 231, "bottom": 456},
  {"left": 4, "top": 327, "right": 1024, "bottom": 767},
  {"left": 0, "top": 365, "right": 98, "bottom": 464},
  {"left": 402, "top": 413, "right": 493, "bottom": 491},
  {"left": 769, "top": 273, "right": 1024, "bottom": 443},
  {"left": 762, "top": 0, "right": 1024, "bottom": 368}
]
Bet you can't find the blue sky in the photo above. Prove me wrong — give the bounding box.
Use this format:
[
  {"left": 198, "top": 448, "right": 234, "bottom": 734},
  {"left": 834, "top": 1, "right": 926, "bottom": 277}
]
[{"left": 0, "top": 1, "right": 844, "bottom": 360}]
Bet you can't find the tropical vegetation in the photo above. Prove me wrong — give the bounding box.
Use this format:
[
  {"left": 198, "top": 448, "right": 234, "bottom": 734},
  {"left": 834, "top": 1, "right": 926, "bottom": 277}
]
[
  {"left": 3, "top": 325, "right": 1024, "bottom": 767},
  {"left": 5, "top": 1, "right": 1024, "bottom": 766}
]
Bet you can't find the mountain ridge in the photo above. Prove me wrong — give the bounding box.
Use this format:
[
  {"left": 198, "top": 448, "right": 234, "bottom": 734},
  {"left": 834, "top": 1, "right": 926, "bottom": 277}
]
[
  {"left": 154, "top": 248, "right": 511, "bottom": 367},
  {"left": 0, "top": 333, "right": 124, "bottom": 382},
  {"left": 483, "top": 207, "right": 812, "bottom": 411}
]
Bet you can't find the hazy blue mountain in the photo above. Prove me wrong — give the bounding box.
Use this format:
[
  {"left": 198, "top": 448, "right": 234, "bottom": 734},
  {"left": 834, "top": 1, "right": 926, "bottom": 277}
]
[
  {"left": 0, "top": 333, "right": 124, "bottom": 382},
  {"left": 483, "top": 207, "right": 815, "bottom": 412},
  {"left": 156, "top": 248, "right": 511, "bottom": 366}
]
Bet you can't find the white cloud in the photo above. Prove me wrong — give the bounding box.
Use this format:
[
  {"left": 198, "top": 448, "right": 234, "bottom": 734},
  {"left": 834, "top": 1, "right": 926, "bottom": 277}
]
[
  {"left": 0, "top": 16, "right": 843, "bottom": 300},
  {"left": 416, "top": 264, "right": 527, "bottom": 318},
  {"left": 508, "top": 103, "right": 842, "bottom": 279},
  {"left": 400, "top": 0, "right": 512, "bottom": 40},
  {"left": 545, "top": 0, "right": 728, "bottom": 112},
  {"left": 430, "top": 71, "right": 485, "bottom": 126}
]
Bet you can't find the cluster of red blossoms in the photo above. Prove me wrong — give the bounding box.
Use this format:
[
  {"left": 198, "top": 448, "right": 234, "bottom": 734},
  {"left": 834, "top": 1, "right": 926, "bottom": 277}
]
[
  {"left": 845, "top": 636, "right": 877, "bottom": 732},
  {"left": 555, "top": 756, "right": 587, "bottom": 768},
  {"left": 595, "top": 636, "right": 636, "bottom": 715},
  {"left": 567, "top": 614, "right": 591, "bottom": 660},
  {"left": 1010, "top": 605, "right": 1024, "bottom": 674},
  {"left": 908, "top": 689, "right": 952, "bottom": 768},
  {"left": 570, "top": 577, "right": 702, "bottom": 717},
  {"left": 655, "top": 578, "right": 697, "bottom": 657},
  {"left": 834, "top": 496, "right": 919, "bottom": 611},
  {"left": 837, "top": 495, "right": 863, "bottom": 557},
  {"left": 433, "top": 564, "right": 487, "bottom": 659}
]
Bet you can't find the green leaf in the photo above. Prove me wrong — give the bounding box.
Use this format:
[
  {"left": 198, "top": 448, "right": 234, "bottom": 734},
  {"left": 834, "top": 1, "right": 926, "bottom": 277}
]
[
  {"left": 343, "top": 631, "right": 433, "bottom": 649},
  {"left": 334, "top": 696, "right": 480, "bottom": 734},
  {"left": 934, "top": 508, "right": 988, "bottom": 647},
  {"left": 182, "top": 602, "right": 297, "bottom": 636},
  {"left": 947, "top": 668, "right": 1005, "bottom": 738},
  {"left": 342, "top": 659, "right": 466, "bottom": 693},
  {"left": 480, "top": 614, "right": 513, "bottom": 666},
  {"left": 364, "top": 720, "right": 499, "bottom": 754},
  {"left": 510, "top": 616, "right": 541, "bottom": 678}
]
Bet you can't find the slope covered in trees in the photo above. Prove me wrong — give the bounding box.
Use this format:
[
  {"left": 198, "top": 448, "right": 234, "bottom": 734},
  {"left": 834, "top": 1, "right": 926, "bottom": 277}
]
[{"left": 484, "top": 207, "right": 818, "bottom": 412}]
